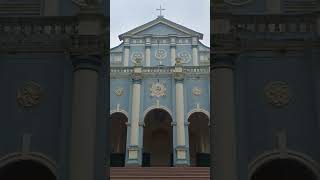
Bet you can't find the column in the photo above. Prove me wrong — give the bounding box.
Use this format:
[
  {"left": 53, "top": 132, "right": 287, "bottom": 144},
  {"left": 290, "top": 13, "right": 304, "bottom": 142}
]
[
  {"left": 126, "top": 65, "right": 142, "bottom": 166},
  {"left": 170, "top": 36, "right": 176, "bottom": 66},
  {"left": 124, "top": 37, "right": 130, "bottom": 66},
  {"left": 145, "top": 36, "right": 151, "bottom": 66},
  {"left": 211, "top": 55, "right": 238, "bottom": 180},
  {"left": 145, "top": 47, "right": 151, "bottom": 66},
  {"left": 171, "top": 47, "right": 176, "bottom": 66},
  {"left": 69, "top": 56, "right": 101, "bottom": 180},
  {"left": 174, "top": 63, "right": 188, "bottom": 166},
  {"left": 192, "top": 37, "right": 199, "bottom": 66}
]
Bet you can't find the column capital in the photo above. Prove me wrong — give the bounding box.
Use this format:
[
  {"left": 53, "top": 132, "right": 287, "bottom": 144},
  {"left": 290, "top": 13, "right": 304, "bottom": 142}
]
[
  {"left": 131, "top": 66, "right": 143, "bottom": 82},
  {"left": 171, "top": 121, "right": 177, "bottom": 126},
  {"left": 212, "top": 54, "right": 236, "bottom": 70},
  {"left": 72, "top": 55, "right": 102, "bottom": 72},
  {"left": 138, "top": 121, "right": 145, "bottom": 127},
  {"left": 174, "top": 72, "right": 184, "bottom": 82}
]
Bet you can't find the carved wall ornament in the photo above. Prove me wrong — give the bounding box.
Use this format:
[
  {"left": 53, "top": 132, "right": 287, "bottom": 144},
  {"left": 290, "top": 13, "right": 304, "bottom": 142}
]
[
  {"left": 17, "top": 81, "right": 43, "bottom": 108},
  {"left": 264, "top": 81, "right": 291, "bottom": 107},
  {"left": 192, "top": 87, "right": 202, "bottom": 96},
  {"left": 224, "top": 0, "right": 254, "bottom": 6},
  {"left": 131, "top": 52, "right": 144, "bottom": 64},
  {"left": 155, "top": 49, "right": 167, "bottom": 60},
  {"left": 115, "top": 88, "right": 124, "bottom": 96},
  {"left": 150, "top": 82, "right": 166, "bottom": 98},
  {"left": 178, "top": 52, "right": 191, "bottom": 63}
]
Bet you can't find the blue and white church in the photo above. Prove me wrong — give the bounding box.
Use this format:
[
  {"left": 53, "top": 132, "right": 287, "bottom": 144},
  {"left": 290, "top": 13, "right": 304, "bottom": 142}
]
[{"left": 109, "top": 14, "right": 210, "bottom": 167}]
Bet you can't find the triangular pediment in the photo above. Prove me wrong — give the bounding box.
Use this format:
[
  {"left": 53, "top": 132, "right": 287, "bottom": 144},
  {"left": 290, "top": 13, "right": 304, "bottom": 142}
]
[
  {"left": 119, "top": 16, "right": 203, "bottom": 40},
  {"left": 135, "top": 22, "right": 190, "bottom": 36}
]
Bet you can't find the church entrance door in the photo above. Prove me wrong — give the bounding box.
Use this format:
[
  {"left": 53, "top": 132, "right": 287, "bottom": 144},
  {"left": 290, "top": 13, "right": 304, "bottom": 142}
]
[
  {"left": 251, "top": 158, "right": 317, "bottom": 180},
  {"left": 0, "top": 160, "right": 56, "bottom": 180},
  {"left": 143, "top": 109, "right": 173, "bottom": 166},
  {"left": 188, "top": 112, "right": 210, "bottom": 167},
  {"left": 110, "top": 112, "right": 127, "bottom": 167}
]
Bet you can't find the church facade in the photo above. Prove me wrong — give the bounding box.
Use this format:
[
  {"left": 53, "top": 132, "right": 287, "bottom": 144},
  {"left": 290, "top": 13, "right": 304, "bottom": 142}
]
[{"left": 110, "top": 15, "right": 210, "bottom": 167}]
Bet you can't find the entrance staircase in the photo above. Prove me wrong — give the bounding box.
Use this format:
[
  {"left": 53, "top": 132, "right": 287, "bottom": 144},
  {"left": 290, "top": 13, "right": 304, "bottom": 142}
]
[{"left": 110, "top": 167, "right": 210, "bottom": 180}]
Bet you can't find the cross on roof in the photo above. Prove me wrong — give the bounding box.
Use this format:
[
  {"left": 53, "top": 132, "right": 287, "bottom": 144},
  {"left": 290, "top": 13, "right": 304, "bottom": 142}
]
[{"left": 156, "top": 5, "right": 166, "bottom": 17}]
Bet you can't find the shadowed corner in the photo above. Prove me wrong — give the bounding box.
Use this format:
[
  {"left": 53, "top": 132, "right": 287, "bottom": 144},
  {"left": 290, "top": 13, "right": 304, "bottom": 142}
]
[{"left": 211, "top": 0, "right": 320, "bottom": 180}]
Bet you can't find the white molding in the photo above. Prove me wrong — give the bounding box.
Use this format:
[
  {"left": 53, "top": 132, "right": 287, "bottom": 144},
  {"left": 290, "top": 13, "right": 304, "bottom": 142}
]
[
  {"left": 186, "top": 108, "right": 210, "bottom": 122},
  {"left": 248, "top": 150, "right": 320, "bottom": 179},
  {"left": 0, "top": 152, "right": 57, "bottom": 177},
  {"left": 143, "top": 105, "right": 173, "bottom": 120},
  {"left": 110, "top": 109, "right": 129, "bottom": 119}
]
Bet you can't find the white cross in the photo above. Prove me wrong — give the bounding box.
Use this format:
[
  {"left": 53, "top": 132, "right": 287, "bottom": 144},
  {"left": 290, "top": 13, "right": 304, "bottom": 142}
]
[{"left": 156, "top": 5, "right": 166, "bottom": 17}]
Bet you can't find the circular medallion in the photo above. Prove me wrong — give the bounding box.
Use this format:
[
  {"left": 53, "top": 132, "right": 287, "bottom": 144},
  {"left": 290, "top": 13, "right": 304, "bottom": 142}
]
[
  {"left": 115, "top": 88, "right": 124, "bottom": 96},
  {"left": 224, "top": 0, "right": 254, "bottom": 6},
  {"left": 150, "top": 82, "right": 166, "bottom": 98},
  {"left": 178, "top": 52, "right": 191, "bottom": 64},
  {"left": 155, "top": 49, "right": 167, "bottom": 60},
  {"left": 264, "top": 81, "right": 291, "bottom": 107},
  {"left": 131, "top": 52, "right": 144, "bottom": 64},
  {"left": 17, "top": 81, "right": 43, "bottom": 108},
  {"left": 192, "top": 87, "right": 202, "bottom": 96}
]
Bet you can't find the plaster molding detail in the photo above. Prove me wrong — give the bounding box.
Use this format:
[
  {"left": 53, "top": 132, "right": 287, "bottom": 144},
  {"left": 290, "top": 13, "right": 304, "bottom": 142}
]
[
  {"left": 17, "top": 81, "right": 43, "bottom": 109},
  {"left": 143, "top": 105, "right": 172, "bottom": 120},
  {"left": 131, "top": 52, "right": 144, "bottom": 64},
  {"left": 150, "top": 82, "right": 167, "bottom": 98},
  {"left": 155, "top": 49, "right": 167, "bottom": 60},
  {"left": 110, "top": 109, "right": 129, "bottom": 118},
  {"left": 264, "top": 81, "right": 291, "bottom": 108},
  {"left": 114, "top": 87, "right": 124, "bottom": 96},
  {"left": 177, "top": 51, "right": 191, "bottom": 64},
  {"left": 186, "top": 108, "right": 210, "bottom": 123},
  {"left": 192, "top": 87, "right": 202, "bottom": 96}
]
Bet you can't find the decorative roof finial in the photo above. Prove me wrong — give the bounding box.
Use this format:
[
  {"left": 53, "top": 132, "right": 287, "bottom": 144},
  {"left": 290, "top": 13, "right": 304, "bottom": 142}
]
[{"left": 156, "top": 5, "right": 166, "bottom": 17}]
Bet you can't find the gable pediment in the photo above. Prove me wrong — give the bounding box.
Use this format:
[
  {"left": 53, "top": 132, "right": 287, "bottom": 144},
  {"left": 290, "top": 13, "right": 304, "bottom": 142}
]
[
  {"left": 119, "top": 16, "right": 203, "bottom": 40},
  {"left": 135, "top": 22, "right": 190, "bottom": 36}
]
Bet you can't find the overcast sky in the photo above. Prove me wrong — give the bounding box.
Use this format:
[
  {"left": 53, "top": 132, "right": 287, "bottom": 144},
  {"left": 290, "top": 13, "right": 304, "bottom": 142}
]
[{"left": 110, "top": 0, "right": 210, "bottom": 48}]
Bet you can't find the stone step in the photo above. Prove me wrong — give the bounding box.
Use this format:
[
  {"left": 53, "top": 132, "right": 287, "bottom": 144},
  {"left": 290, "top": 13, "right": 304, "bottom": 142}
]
[{"left": 110, "top": 167, "right": 210, "bottom": 180}]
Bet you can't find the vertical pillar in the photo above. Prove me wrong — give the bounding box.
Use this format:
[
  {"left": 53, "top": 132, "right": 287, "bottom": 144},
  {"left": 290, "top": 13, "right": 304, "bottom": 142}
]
[
  {"left": 145, "top": 47, "right": 151, "bottom": 66},
  {"left": 170, "top": 36, "right": 177, "bottom": 66},
  {"left": 124, "top": 37, "right": 130, "bottom": 66},
  {"left": 211, "top": 55, "right": 237, "bottom": 180},
  {"left": 192, "top": 37, "right": 199, "bottom": 66},
  {"left": 174, "top": 62, "right": 188, "bottom": 166},
  {"left": 126, "top": 64, "right": 142, "bottom": 166},
  {"left": 145, "top": 36, "right": 151, "bottom": 66},
  {"left": 70, "top": 56, "right": 101, "bottom": 180}
]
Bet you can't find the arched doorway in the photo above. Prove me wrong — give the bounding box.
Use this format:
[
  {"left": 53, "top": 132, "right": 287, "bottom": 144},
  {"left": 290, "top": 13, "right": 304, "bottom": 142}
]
[
  {"left": 0, "top": 160, "right": 56, "bottom": 180},
  {"left": 251, "top": 158, "right": 317, "bottom": 180},
  {"left": 110, "top": 112, "right": 127, "bottom": 167},
  {"left": 143, "top": 108, "right": 173, "bottom": 167},
  {"left": 188, "top": 112, "right": 210, "bottom": 167}
]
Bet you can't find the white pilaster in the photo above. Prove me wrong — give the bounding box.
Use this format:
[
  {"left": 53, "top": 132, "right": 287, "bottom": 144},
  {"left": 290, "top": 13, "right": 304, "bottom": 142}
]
[
  {"left": 192, "top": 37, "right": 199, "bottom": 66},
  {"left": 145, "top": 47, "right": 151, "bottom": 67},
  {"left": 174, "top": 65, "right": 188, "bottom": 165},
  {"left": 124, "top": 47, "right": 130, "bottom": 66},
  {"left": 171, "top": 47, "right": 176, "bottom": 66},
  {"left": 127, "top": 67, "right": 142, "bottom": 165},
  {"left": 130, "top": 82, "right": 141, "bottom": 145},
  {"left": 176, "top": 82, "right": 185, "bottom": 146},
  {"left": 192, "top": 46, "right": 198, "bottom": 66}
]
